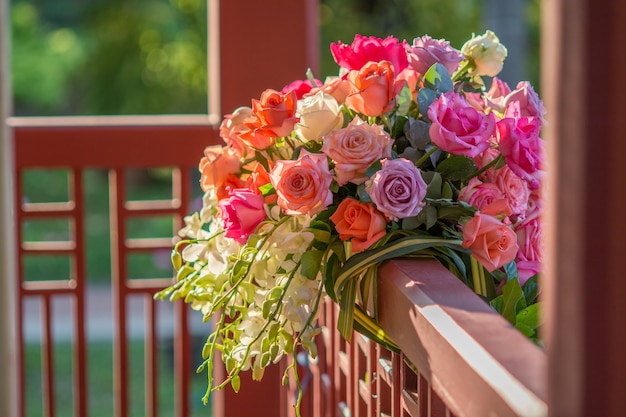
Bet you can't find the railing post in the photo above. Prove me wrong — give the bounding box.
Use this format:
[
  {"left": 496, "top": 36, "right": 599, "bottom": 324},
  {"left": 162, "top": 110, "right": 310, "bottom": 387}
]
[
  {"left": 210, "top": 1, "right": 319, "bottom": 415},
  {"left": 0, "top": 0, "right": 19, "bottom": 415}
]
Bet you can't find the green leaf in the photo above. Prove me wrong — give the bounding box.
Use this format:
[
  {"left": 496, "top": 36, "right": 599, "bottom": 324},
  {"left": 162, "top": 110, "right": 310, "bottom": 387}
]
[
  {"left": 435, "top": 156, "right": 477, "bottom": 181},
  {"left": 522, "top": 275, "right": 540, "bottom": 305},
  {"left": 365, "top": 160, "right": 383, "bottom": 178},
  {"left": 417, "top": 88, "right": 437, "bottom": 121},
  {"left": 323, "top": 252, "right": 341, "bottom": 301},
  {"left": 516, "top": 302, "right": 541, "bottom": 330},
  {"left": 357, "top": 183, "right": 372, "bottom": 203},
  {"left": 423, "top": 63, "right": 454, "bottom": 93},
  {"left": 337, "top": 277, "right": 358, "bottom": 341},
  {"left": 490, "top": 295, "right": 504, "bottom": 313},
  {"left": 441, "top": 182, "right": 453, "bottom": 200},
  {"left": 396, "top": 83, "right": 413, "bottom": 116},
  {"left": 258, "top": 182, "right": 275, "bottom": 196},
  {"left": 503, "top": 261, "right": 519, "bottom": 282},
  {"left": 301, "top": 249, "right": 324, "bottom": 280},
  {"left": 423, "top": 171, "right": 443, "bottom": 199},
  {"left": 500, "top": 278, "right": 526, "bottom": 324}
]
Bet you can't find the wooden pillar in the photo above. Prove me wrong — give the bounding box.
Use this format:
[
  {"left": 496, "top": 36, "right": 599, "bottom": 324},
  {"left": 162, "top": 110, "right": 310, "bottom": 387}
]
[
  {"left": 210, "top": 1, "right": 319, "bottom": 416},
  {"left": 542, "top": 0, "right": 626, "bottom": 415},
  {"left": 0, "top": 0, "right": 18, "bottom": 416}
]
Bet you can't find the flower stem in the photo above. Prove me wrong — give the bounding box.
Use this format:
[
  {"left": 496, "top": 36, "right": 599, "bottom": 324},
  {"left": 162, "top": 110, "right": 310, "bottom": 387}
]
[
  {"left": 464, "top": 153, "right": 503, "bottom": 182},
  {"left": 414, "top": 145, "right": 439, "bottom": 168}
]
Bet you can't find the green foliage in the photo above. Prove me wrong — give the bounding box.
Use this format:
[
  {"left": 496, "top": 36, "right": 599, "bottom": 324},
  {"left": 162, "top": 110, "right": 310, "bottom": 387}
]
[{"left": 490, "top": 276, "right": 542, "bottom": 341}]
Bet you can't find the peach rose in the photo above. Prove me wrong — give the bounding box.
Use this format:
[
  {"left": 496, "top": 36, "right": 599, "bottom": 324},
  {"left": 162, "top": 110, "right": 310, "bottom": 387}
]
[
  {"left": 345, "top": 60, "right": 402, "bottom": 117},
  {"left": 270, "top": 150, "right": 333, "bottom": 216},
  {"left": 462, "top": 212, "right": 518, "bottom": 272},
  {"left": 329, "top": 198, "right": 387, "bottom": 253},
  {"left": 313, "top": 76, "right": 351, "bottom": 105},
  {"left": 321, "top": 116, "right": 393, "bottom": 185},
  {"left": 219, "top": 106, "right": 254, "bottom": 159},
  {"left": 199, "top": 145, "right": 241, "bottom": 192}
]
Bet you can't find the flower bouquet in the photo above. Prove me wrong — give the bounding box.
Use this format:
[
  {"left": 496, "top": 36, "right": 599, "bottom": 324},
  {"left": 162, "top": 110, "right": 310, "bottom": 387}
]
[{"left": 156, "top": 30, "right": 544, "bottom": 409}]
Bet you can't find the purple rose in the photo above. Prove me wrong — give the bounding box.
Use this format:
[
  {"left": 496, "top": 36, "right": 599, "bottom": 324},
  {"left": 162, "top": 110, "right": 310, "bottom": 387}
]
[
  {"left": 365, "top": 158, "right": 427, "bottom": 221},
  {"left": 428, "top": 91, "right": 496, "bottom": 158},
  {"left": 219, "top": 188, "right": 266, "bottom": 244},
  {"left": 407, "top": 35, "right": 463, "bottom": 76},
  {"left": 496, "top": 117, "right": 543, "bottom": 189}
]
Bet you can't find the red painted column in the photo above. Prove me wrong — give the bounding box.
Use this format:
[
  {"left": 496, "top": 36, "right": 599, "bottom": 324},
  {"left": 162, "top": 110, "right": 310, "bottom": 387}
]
[
  {"left": 542, "top": 1, "right": 626, "bottom": 415},
  {"left": 210, "top": 1, "right": 319, "bottom": 416}
]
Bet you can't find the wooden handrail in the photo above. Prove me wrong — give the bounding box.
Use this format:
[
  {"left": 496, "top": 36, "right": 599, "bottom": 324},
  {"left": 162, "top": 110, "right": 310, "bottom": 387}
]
[{"left": 377, "top": 258, "right": 548, "bottom": 417}]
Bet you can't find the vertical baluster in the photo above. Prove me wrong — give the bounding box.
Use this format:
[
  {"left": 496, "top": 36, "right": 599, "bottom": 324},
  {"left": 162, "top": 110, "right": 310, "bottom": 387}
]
[{"left": 41, "top": 295, "right": 56, "bottom": 417}]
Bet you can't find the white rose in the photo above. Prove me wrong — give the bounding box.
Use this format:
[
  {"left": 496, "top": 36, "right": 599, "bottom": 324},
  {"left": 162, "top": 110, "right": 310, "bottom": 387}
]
[
  {"left": 461, "top": 30, "right": 508, "bottom": 77},
  {"left": 295, "top": 90, "right": 344, "bottom": 142}
]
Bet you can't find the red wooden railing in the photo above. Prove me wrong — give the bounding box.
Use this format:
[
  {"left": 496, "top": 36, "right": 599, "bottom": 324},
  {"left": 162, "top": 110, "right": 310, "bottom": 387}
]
[{"left": 7, "top": 0, "right": 548, "bottom": 415}]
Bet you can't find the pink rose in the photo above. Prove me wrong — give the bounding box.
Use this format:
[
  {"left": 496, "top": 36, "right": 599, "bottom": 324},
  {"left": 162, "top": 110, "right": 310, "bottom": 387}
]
[
  {"left": 329, "top": 198, "right": 387, "bottom": 253},
  {"left": 496, "top": 117, "right": 543, "bottom": 189},
  {"left": 322, "top": 116, "right": 393, "bottom": 185},
  {"left": 199, "top": 145, "right": 241, "bottom": 192},
  {"left": 365, "top": 158, "right": 428, "bottom": 221},
  {"left": 514, "top": 216, "right": 543, "bottom": 285},
  {"left": 407, "top": 35, "right": 463, "bottom": 76},
  {"left": 504, "top": 81, "right": 546, "bottom": 123},
  {"left": 492, "top": 166, "right": 530, "bottom": 217},
  {"left": 484, "top": 77, "right": 511, "bottom": 113},
  {"left": 428, "top": 91, "right": 496, "bottom": 157},
  {"left": 345, "top": 60, "right": 403, "bottom": 117},
  {"left": 270, "top": 150, "right": 333, "bottom": 216},
  {"left": 219, "top": 188, "right": 266, "bottom": 244},
  {"left": 462, "top": 212, "right": 519, "bottom": 272},
  {"left": 282, "top": 78, "right": 321, "bottom": 100},
  {"left": 330, "top": 35, "right": 409, "bottom": 73},
  {"left": 459, "top": 177, "right": 506, "bottom": 213}
]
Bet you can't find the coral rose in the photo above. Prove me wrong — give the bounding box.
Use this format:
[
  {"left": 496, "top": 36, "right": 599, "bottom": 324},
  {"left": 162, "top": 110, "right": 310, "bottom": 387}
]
[
  {"left": 270, "top": 150, "right": 333, "bottom": 216},
  {"left": 322, "top": 116, "right": 393, "bottom": 185},
  {"left": 462, "top": 212, "right": 518, "bottom": 272},
  {"left": 329, "top": 198, "right": 387, "bottom": 253},
  {"left": 330, "top": 35, "right": 409, "bottom": 73},
  {"left": 240, "top": 89, "right": 299, "bottom": 149},
  {"left": 365, "top": 158, "right": 428, "bottom": 221},
  {"left": 428, "top": 91, "right": 496, "bottom": 158},
  {"left": 345, "top": 60, "right": 403, "bottom": 117},
  {"left": 218, "top": 188, "right": 266, "bottom": 244},
  {"left": 199, "top": 145, "right": 241, "bottom": 192}
]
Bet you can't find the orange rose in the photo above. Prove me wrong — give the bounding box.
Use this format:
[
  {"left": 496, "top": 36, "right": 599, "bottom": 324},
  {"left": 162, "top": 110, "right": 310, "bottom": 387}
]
[
  {"left": 329, "top": 198, "right": 387, "bottom": 253},
  {"left": 345, "top": 60, "right": 402, "bottom": 117},
  {"left": 251, "top": 89, "right": 299, "bottom": 138},
  {"left": 310, "top": 76, "right": 351, "bottom": 105},
  {"left": 462, "top": 212, "right": 518, "bottom": 272},
  {"left": 216, "top": 174, "right": 247, "bottom": 201},
  {"left": 246, "top": 162, "right": 277, "bottom": 205},
  {"left": 199, "top": 145, "right": 241, "bottom": 192}
]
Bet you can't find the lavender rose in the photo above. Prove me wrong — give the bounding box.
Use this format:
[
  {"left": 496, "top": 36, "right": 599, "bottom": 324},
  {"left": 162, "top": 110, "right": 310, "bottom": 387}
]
[
  {"left": 428, "top": 91, "right": 496, "bottom": 158},
  {"left": 407, "top": 35, "right": 463, "bottom": 76},
  {"left": 365, "top": 158, "right": 427, "bottom": 221}
]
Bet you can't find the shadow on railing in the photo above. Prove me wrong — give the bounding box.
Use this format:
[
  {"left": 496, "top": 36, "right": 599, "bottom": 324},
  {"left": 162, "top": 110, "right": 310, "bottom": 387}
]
[{"left": 274, "top": 258, "right": 548, "bottom": 417}]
